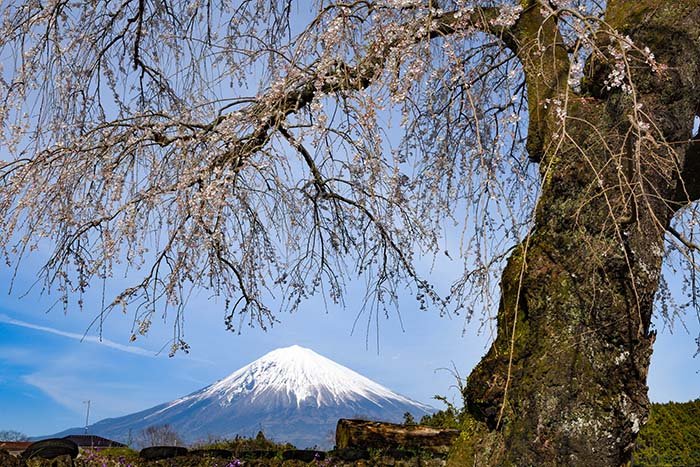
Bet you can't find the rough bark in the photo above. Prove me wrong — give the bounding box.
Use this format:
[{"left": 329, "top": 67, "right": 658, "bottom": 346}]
[{"left": 457, "top": 1, "right": 700, "bottom": 466}]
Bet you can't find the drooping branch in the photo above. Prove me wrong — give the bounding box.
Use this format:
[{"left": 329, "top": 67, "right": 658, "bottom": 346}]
[
  {"left": 0, "top": 0, "right": 573, "bottom": 343},
  {"left": 186, "top": 1, "right": 569, "bottom": 171},
  {"left": 144, "top": 6, "right": 515, "bottom": 172}
]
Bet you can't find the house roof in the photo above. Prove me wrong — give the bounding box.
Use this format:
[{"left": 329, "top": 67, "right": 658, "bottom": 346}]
[
  {"left": 0, "top": 441, "right": 33, "bottom": 451},
  {"left": 62, "top": 435, "right": 126, "bottom": 448}
]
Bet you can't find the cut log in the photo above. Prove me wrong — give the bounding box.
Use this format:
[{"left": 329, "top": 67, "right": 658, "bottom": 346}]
[
  {"left": 335, "top": 419, "right": 460, "bottom": 454},
  {"left": 282, "top": 449, "right": 325, "bottom": 462},
  {"left": 139, "top": 445, "right": 188, "bottom": 460},
  {"left": 22, "top": 439, "right": 79, "bottom": 460}
]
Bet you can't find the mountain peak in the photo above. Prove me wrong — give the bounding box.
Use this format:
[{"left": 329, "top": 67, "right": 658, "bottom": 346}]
[
  {"left": 259, "top": 344, "right": 324, "bottom": 363},
  {"left": 199, "top": 345, "right": 424, "bottom": 410}
]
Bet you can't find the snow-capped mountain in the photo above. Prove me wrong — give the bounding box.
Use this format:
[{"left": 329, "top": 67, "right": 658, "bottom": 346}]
[{"left": 50, "top": 345, "right": 434, "bottom": 448}]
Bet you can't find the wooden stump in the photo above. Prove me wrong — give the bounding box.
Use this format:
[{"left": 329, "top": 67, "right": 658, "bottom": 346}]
[{"left": 335, "top": 419, "right": 460, "bottom": 455}]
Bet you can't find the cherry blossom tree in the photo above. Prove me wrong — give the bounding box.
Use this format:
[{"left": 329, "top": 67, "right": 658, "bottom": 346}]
[{"left": 1, "top": 0, "right": 699, "bottom": 464}]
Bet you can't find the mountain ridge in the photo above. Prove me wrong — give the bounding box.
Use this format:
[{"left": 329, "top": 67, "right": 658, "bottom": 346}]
[{"left": 47, "top": 345, "right": 434, "bottom": 448}]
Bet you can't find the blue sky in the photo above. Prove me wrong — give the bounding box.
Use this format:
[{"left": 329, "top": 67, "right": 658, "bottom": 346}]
[
  {"left": 0, "top": 235, "right": 698, "bottom": 438},
  {"left": 0, "top": 244, "right": 489, "bottom": 436}
]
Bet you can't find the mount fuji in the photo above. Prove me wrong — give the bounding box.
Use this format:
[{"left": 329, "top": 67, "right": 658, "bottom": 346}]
[{"left": 49, "top": 345, "right": 434, "bottom": 448}]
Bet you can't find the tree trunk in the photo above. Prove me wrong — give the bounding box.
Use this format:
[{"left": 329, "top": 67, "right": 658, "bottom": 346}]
[{"left": 456, "top": 2, "right": 700, "bottom": 465}]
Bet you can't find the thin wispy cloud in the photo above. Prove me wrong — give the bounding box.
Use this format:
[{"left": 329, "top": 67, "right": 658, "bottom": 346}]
[
  {"left": 22, "top": 372, "right": 165, "bottom": 419},
  {"left": 0, "top": 313, "right": 157, "bottom": 357}
]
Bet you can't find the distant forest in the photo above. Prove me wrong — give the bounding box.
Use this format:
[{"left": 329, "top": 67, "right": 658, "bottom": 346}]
[
  {"left": 419, "top": 398, "right": 700, "bottom": 466},
  {"left": 632, "top": 399, "right": 700, "bottom": 466}
]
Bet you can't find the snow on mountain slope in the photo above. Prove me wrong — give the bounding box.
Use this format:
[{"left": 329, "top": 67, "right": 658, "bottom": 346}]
[
  {"left": 173, "top": 345, "right": 427, "bottom": 409},
  {"left": 49, "top": 345, "right": 434, "bottom": 448}
]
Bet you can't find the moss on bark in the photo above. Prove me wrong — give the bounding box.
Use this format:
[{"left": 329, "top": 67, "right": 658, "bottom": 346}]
[{"left": 450, "top": 1, "right": 700, "bottom": 465}]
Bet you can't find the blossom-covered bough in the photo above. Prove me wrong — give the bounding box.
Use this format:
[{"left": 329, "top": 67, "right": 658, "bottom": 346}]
[{"left": 1, "top": 0, "right": 699, "bottom": 464}]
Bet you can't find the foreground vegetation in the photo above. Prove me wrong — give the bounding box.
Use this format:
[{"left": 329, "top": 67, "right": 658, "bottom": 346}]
[
  {"left": 3, "top": 429, "right": 448, "bottom": 466},
  {"left": 77, "top": 432, "right": 302, "bottom": 466},
  {"left": 420, "top": 398, "right": 700, "bottom": 467},
  {"left": 3, "top": 399, "right": 697, "bottom": 466}
]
